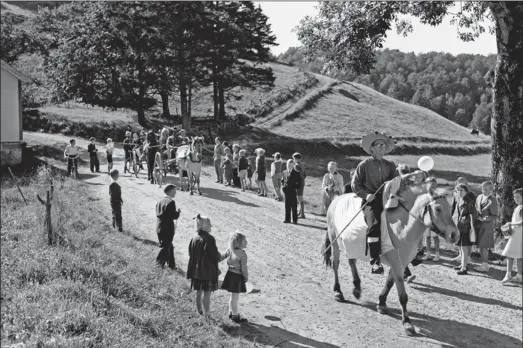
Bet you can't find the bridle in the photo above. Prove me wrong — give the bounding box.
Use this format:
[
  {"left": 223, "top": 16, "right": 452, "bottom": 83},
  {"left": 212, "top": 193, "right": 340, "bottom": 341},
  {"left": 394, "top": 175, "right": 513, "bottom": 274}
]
[
  {"left": 188, "top": 139, "right": 203, "bottom": 163},
  {"left": 397, "top": 194, "right": 448, "bottom": 238}
]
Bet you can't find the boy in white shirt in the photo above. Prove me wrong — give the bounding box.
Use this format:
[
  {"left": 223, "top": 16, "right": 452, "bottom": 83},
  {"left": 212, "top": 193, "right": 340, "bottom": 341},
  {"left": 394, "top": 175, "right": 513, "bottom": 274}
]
[{"left": 64, "top": 139, "right": 79, "bottom": 177}]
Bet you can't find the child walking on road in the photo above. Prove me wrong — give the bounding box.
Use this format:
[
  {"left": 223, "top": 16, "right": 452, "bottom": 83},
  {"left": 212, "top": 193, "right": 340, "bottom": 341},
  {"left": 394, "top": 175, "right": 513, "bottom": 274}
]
[
  {"left": 220, "top": 231, "right": 249, "bottom": 323},
  {"left": 282, "top": 159, "right": 302, "bottom": 224},
  {"left": 109, "top": 169, "right": 123, "bottom": 232},
  {"left": 88, "top": 137, "right": 100, "bottom": 173}
]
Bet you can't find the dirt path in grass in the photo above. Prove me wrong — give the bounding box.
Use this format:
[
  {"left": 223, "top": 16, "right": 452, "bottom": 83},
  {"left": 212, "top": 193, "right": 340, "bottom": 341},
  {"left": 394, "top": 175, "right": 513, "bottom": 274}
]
[{"left": 25, "top": 132, "right": 523, "bottom": 348}]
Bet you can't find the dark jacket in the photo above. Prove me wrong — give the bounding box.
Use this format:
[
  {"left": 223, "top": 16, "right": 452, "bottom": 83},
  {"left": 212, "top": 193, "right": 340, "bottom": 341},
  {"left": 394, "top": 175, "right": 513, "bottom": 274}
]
[
  {"left": 457, "top": 192, "right": 478, "bottom": 230},
  {"left": 156, "top": 197, "right": 180, "bottom": 239},
  {"left": 87, "top": 143, "right": 98, "bottom": 157},
  {"left": 282, "top": 169, "right": 302, "bottom": 194},
  {"left": 239, "top": 157, "right": 249, "bottom": 171},
  {"left": 186, "top": 230, "right": 221, "bottom": 281},
  {"left": 109, "top": 182, "right": 122, "bottom": 205}
]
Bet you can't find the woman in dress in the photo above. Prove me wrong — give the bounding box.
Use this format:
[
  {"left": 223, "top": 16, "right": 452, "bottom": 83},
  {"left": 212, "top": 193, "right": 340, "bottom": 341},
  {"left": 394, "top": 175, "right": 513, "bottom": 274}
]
[
  {"left": 474, "top": 181, "right": 498, "bottom": 273},
  {"left": 501, "top": 188, "right": 523, "bottom": 284},
  {"left": 454, "top": 183, "right": 478, "bottom": 275}
]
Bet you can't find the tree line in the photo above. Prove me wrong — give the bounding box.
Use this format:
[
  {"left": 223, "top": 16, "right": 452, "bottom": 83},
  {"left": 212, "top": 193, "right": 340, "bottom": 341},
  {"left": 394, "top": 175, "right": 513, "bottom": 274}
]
[
  {"left": 1, "top": 1, "right": 277, "bottom": 130},
  {"left": 278, "top": 47, "right": 496, "bottom": 135}
]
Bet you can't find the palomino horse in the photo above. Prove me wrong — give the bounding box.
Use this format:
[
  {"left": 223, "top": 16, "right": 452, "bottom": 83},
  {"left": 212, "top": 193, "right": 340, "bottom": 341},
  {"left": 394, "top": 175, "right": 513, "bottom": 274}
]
[
  {"left": 323, "top": 182, "right": 458, "bottom": 335},
  {"left": 176, "top": 136, "right": 204, "bottom": 195}
]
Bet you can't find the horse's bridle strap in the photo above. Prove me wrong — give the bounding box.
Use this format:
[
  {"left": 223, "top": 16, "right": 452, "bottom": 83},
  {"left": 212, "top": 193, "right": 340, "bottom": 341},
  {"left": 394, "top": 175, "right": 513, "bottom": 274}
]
[{"left": 397, "top": 199, "right": 444, "bottom": 237}]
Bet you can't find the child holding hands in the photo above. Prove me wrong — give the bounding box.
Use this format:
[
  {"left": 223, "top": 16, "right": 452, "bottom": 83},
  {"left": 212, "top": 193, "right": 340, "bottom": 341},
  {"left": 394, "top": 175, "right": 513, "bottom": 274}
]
[{"left": 220, "top": 231, "right": 249, "bottom": 323}]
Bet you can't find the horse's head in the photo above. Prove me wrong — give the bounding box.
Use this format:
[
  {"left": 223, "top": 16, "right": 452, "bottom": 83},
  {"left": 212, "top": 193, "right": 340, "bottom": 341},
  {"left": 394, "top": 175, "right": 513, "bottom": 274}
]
[
  {"left": 420, "top": 188, "right": 459, "bottom": 244},
  {"left": 191, "top": 136, "right": 204, "bottom": 155}
]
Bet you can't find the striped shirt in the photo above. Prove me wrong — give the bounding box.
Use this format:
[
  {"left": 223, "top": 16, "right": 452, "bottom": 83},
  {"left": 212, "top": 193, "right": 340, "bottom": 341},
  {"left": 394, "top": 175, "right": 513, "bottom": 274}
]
[{"left": 220, "top": 248, "right": 248, "bottom": 282}]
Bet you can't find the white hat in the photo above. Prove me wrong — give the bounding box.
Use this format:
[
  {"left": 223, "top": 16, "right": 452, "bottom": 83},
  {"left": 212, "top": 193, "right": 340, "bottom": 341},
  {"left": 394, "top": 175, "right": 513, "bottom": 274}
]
[{"left": 360, "top": 132, "right": 396, "bottom": 155}]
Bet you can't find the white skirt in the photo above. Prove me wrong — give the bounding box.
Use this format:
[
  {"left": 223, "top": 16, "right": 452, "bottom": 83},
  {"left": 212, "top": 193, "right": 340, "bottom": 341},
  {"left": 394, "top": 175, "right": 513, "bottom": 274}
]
[{"left": 502, "top": 225, "right": 522, "bottom": 259}]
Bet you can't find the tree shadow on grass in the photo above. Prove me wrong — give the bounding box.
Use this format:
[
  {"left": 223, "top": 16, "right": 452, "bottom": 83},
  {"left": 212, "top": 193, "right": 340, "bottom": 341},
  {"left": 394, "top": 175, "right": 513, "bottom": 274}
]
[
  {"left": 221, "top": 321, "right": 340, "bottom": 348},
  {"left": 360, "top": 304, "right": 522, "bottom": 348},
  {"left": 200, "top": 187, "right": 260, "bottom": 208}
]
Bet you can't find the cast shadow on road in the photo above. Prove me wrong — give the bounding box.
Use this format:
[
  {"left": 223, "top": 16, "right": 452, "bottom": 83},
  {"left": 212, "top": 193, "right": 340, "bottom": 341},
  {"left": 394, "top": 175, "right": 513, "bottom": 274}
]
[
  {"left": 410, "top": 282, "right": 521, "bottom": 311},
  {"left": 347, "top": 301, "right": 522, "bottom": 348},
  {"left": 221, "top": 320, "right": 339, "bottom": 348},
  {"left": 132, "top": 236, "right": 159, "bottom": 247},
  {"left": 296, "top": 222, "right": 327, "bottom": 231},
  {"left": 200, "top": 187, "right": 260, "bottom": 208}
]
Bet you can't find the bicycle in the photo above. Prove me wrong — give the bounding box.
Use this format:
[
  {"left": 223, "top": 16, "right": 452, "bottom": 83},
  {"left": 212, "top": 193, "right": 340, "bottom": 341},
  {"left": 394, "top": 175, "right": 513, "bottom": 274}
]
[{"left": 65, "top": 154, "right": 79, "bottom": 179}]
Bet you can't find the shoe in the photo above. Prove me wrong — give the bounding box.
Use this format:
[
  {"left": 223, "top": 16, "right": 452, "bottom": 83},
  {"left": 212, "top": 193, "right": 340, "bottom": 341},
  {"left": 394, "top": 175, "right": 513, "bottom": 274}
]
[
  {"left": 411, "top": 257, "right": 423, "bottom": 266},
  {"left": 242, "top": 189, "right": 246, "bottom": 192},
  {"left": 406, "top": 275, "right": 416, "bottom": 283},
  {"left": 371, "top": 264, "right": 384, "bottom": 274},
  {"left": 215, "top": 180, "right": 220, "bottom": 183},
  {"left": 283, "top": 220, "right": 290, "bottom": 224},
  {"left": 453, "top": 265, "right": 462, "bottom": 270},
  {"left": 457, "top": 269, "right": 468, "bottom": 275},
  {"left": 292, "top": 221, "right": 297, "bottom": 225},
  {"left": 231, "top": 314, "right": 248, "bottom": 323},
  {"left": 433, "top": 254, "right": 441, "bottom": 262},
  {"left": 228, "top": 313, "right": 232, "bottom": 319},
  {"left": 475, "top": 264, "right": 489, "bottom": 273},
  {"left": 198, "top": 311, "right": 204, "bottom": 316},
  {"left": 299, "top": 215, "right": 306, "bottom": 219},
  {"left": 501, "top": 275, "right": 513, "bottom": 285},
  {"left": 450, "top": 255, "right": 461, "bottom": 262},
  {"left": 421, "top": 254, "right": 433, "bottom": 261},
  {"left": 512, "top": 274, "right": 523, "bottom": 283}
]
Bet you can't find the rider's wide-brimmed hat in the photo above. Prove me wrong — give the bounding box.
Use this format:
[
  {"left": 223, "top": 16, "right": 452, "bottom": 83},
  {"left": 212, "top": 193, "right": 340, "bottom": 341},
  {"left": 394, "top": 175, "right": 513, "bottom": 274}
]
[{"left": 360, "top": 132, "right": 396, "bottom": 155}]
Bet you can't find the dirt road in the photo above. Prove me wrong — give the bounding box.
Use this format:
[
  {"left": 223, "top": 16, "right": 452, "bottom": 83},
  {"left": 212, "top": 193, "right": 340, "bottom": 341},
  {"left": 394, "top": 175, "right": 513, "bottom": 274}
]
[{"left": 25, "top": 132, "right": 523, "bottom": 348}]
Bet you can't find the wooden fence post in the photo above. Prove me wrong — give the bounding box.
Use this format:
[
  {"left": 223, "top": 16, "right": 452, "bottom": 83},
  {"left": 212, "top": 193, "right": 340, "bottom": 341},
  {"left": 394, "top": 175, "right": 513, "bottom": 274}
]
[
  {"left": 37, "top": 181, "right": 54, "bottom": 245},
  {"left": 8, "top": 167, "right": 27, "bottom": 205}
]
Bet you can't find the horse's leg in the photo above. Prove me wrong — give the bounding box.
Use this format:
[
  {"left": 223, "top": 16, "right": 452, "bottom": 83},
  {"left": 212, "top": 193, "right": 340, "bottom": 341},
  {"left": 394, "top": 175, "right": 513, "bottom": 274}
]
[
  {"left": 377, "top": 269, "right": 395, "bottom": 313},
  {"left": 348, "top": 259, "right": 361, "bottom": 299},
  {"left": 331, "top": 242, "right": 345, "bottom": 302},
  {"left": 381, "top": 250, "right": 415, "bottom": 336},
  {"left": 189, "top": 168, "right": 194, "bottom": 195}
]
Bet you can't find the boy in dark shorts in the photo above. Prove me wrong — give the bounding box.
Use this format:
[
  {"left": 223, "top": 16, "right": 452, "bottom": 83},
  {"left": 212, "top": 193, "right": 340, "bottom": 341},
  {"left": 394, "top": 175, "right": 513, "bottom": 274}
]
[
  {"left": 87, "top": 137, "right": 100, "bottom": 173},
  {"left": 109, "top": 169, "right": 123, "bottom": 232}
]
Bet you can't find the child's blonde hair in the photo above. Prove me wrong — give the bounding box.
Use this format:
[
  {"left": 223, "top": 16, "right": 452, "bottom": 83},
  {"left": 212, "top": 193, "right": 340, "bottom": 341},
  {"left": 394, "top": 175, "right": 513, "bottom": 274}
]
[
  {"left": 107, "top": 138, "right": 113, "bottom": 143},
  {"left": 228, "top": 231, "right": 246, "bottom": 258}
]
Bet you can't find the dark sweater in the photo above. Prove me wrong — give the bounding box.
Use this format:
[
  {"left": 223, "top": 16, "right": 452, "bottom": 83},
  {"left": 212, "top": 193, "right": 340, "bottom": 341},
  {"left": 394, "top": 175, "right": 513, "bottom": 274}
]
[
  {"left": 238, "top": 157, "right": 249, "bottom": 171},
  {"left": 282, "top": 169, "right": 302, "bottom": 193},
  {"left": 87, "top": 143, "right": 98, "bottom": 157},
  {"left": 186, "top": 230, "right": 221, "bottom": 281},
  {"left": 156, "top": 197, "right": 180, "bottom": 237},
  {"left": 109, "top": 182, "right": 122, "bottom": 205}
]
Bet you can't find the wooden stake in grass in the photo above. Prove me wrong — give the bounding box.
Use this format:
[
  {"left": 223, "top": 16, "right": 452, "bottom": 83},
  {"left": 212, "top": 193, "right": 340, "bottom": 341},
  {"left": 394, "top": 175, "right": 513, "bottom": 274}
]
[
  {"left": 37, "top": 180, "right": 54, "bottom": 245},
  {"left": 8, "top": 167, "right": 27, "bottom": 205}
]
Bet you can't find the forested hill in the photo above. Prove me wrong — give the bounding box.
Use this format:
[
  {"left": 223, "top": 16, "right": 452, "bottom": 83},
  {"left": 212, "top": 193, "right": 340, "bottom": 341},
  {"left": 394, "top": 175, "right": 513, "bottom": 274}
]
[{"left": 278, "top": 48, "right": 497, "bottom": 135}]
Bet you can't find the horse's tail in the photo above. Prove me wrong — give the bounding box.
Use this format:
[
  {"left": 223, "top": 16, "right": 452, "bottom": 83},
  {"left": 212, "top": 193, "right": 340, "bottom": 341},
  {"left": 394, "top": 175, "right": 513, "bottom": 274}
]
[{"left": 323, "top": 230, "right": 332, "bottom": 268}]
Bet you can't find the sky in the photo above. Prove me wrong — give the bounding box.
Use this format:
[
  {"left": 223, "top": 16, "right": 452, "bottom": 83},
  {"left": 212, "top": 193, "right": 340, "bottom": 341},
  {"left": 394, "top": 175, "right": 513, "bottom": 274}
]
[{"left": 257, "top": 2, "right": 497, "bottom": 57}]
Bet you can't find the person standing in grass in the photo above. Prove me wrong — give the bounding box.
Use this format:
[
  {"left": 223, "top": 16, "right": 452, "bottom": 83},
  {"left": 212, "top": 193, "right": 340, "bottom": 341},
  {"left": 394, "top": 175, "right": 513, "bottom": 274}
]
[
  {"left": 87, "top": 137, "right": 100, "bottom": 173},
  {"left": 321, "top": 161, "right": 344, "bottom": 215},
  {"left": 109, "top": 169, "right": 123, "bottom": 232},
  {"left": 282, "top": 159, "right": 302, "bottom": 224},
  {"left": 454, "top": 183, "right": 478, "bottom": 275},
  {"left": 270, "top": 152, "right": 284, "bottom": 201},
  {"left": 187, "top": 214, "right": 221, "bottom": 317},
  {"left": 501, "top": 188, "right": 523, "bottom": 284},
  {"left": 213, "top": 137, "right": 225, "bottom": 184},
  {"left": 64, "top": 139, "right": 79, "bottom": 177},
  {"left": 292, "top": 153, "right": 307, "bottom": 219},
  {"left": 238, "top": 149, "right": 249, "bottom": 192},
  {"left": 106, "top": 138, "right": 114, "bottom": 174},
  {"left": 220, "top": 231, "right": 249, "bottom": 323},
  {"left": 156, "top": 184, "right": 181, "bottom": 269},
  {"left": 474, "top": 181, "right": 498, "bottom": 273}
]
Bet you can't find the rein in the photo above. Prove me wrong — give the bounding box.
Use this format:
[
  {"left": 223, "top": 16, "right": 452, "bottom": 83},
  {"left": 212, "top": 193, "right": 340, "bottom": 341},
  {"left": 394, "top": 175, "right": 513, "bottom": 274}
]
[{"left": 397, "top": 196, "right": 446, "bottom": 238}]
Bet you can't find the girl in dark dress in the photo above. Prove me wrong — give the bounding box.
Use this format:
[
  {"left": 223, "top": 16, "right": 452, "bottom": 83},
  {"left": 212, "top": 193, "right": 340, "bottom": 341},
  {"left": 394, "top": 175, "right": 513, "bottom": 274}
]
[
  {"left": 454, "top": 183, "right": 478, "bottom": 275},
  {"left": 186, "top": 215, "right": 221, "bottom": 316}
]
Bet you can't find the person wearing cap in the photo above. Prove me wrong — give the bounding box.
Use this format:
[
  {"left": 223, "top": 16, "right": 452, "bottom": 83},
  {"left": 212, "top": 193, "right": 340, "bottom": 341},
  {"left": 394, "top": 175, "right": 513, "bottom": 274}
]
[
  {"left": 146, "top": 130, "right": 159, "bottom": 183},
  {"left": 292, "top": 152, "right": 307, "bottom": 218},
  {"left": 270, "top": 152, "right": 284, "bottom": 201},
  {"left": 87, "top": 137, "right": 100, "bottom": 173},
  {"left": 123, "top": 131, "right": 133, "bottom": 173},
  {"left": 156, "top": 184, "right": 181, "bottom": 269},
  {"left": 187, "top": 214, "right": 221, "bottom": 316},
  {"left": 351, "top": 132, "right": 398, "bottom": 274}
]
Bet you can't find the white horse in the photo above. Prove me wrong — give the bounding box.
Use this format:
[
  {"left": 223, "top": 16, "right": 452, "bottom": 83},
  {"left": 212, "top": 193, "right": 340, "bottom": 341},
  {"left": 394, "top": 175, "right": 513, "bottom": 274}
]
[
  {"left": 176, "top": 136, "right": 204, "bottom": 195},
  {"left": 323, "top": 182, "right": 458, "bottom": 335}
]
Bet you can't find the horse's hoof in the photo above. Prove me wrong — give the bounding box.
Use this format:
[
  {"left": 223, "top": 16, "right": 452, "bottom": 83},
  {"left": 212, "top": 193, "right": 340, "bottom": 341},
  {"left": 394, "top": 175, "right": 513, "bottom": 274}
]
[
  {"left": 352, "top": 288, "right": 362, "bottom": 300},
  {"left": 403, "top": 322, "right": 416, "bottom": 336},
  {"left": 334, "top": 293, "right": 345, "bottom": 302},
  {"left": 377, "top": 304, "right": 387, "bottom": 314}
]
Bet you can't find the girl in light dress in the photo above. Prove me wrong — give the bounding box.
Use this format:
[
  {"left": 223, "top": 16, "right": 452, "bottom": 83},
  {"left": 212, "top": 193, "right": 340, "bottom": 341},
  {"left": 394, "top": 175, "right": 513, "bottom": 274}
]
[
  {"left": 321, "top": 161, "right": 344, "bottom": 215},
  {"left": 474, "top": 181, "right": 498, "bottom": 273},
  {"left": 106, "top": 138, "right": 114, "bottom": 174},
  {"left": 501, "top": 188, "right": 523, "bottom": 284}
]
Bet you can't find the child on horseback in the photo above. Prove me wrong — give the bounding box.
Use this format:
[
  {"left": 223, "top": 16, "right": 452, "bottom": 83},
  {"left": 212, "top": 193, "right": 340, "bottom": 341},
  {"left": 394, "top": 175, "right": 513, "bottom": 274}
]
[
  {"left": 321, "top": 161, "right": 344, "bottom": 215},
  {"left": 220, "top": 231, "right": 249, "bottom": 323},
  {"left": 187, "top": 215, "right": 221, "bottom": 317}
]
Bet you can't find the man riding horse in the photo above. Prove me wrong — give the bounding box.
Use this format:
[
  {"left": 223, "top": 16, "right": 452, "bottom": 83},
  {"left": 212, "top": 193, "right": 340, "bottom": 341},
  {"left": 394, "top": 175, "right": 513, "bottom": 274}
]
[{"left": 351, "top": 132, "right": 398, "bottom": 274}]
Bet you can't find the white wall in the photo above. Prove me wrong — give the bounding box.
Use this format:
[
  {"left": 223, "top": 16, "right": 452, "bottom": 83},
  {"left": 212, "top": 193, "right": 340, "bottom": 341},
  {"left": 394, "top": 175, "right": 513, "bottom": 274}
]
[{"left": 1, "top": 67, "right": 21, "bottom": 143}]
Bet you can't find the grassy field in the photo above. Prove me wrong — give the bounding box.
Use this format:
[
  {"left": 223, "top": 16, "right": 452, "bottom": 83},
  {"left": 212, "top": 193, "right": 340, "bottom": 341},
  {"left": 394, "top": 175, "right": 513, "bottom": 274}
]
[{"left": 0, "top": 167, "right": 259, "bottom": 348}]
